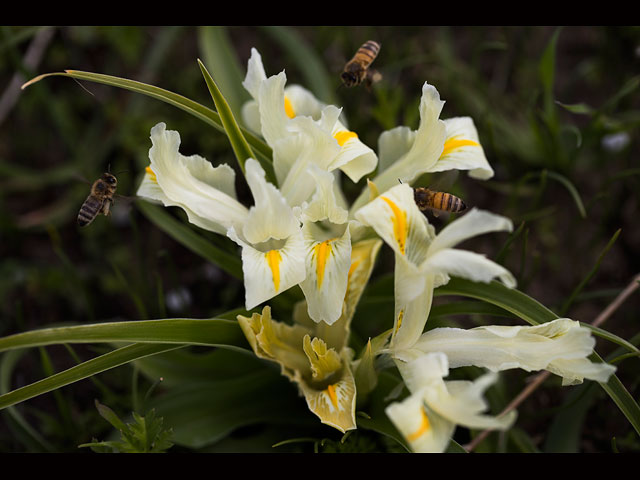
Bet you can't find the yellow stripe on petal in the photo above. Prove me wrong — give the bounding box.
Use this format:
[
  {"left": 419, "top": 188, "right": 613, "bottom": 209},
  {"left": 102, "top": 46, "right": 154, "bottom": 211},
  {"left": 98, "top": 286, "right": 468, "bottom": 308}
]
[
  {"left": 265, "top": 249, "right": 282, "bottom": 292},
  {"left": 145, "top": 165, "right": 157, "bottom": 183},
  {"left": 284, "top": 96, "right": 296, "bottom": 119},
  {"left": 440, "top": 136, "right": 479, "bottom": 158},
  {"left": 334, "top": 130, "right": 358, "bottom": 146},
  {"left": 314, "top": 240, "right": 334, "bottom": 289},
  {"left": 395, "top": 309, "right": 404, "bottom": 334},
  {"left": 326, "top": 384, "right": 339, "bottom": 409},
  {"left": 407, "top": 407, "right": 431, "bottom": 442},
  {"left": 381, "top": 197, "right": 407, "bottom": 255}
]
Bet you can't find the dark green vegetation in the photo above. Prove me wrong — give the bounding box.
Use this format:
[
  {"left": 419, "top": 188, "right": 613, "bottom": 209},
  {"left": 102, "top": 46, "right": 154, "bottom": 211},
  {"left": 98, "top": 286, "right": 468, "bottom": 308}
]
[{"left": 1, "top": 26, "right": 639, "bottom": 453}]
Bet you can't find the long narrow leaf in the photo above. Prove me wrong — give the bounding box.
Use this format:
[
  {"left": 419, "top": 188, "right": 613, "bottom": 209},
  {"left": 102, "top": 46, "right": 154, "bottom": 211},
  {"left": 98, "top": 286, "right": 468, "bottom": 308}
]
[
  {"left": 197, "top": 59, "right": 275, "bottom": 181},
  {"left": 136, "top": 199, "right": 243, "bottom": 279},
  {"left": 21, "top": 69, "right": 273, "bottom": 165},
  {"left": 197, "top": 26, "right": 250, "bottom": 120},
  {"left": 0, "top": 318, "right": 249, "bottom": 353},
  {"left": 0, "top": 344, "right": 181, "bottom": 410}
]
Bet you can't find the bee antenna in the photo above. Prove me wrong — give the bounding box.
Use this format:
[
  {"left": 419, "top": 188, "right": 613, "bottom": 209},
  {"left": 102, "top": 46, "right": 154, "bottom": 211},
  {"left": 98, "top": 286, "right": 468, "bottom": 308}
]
[
  {"left": 115, "top": 170, "right": 129, "bottom": 176},
  {"left": 398, "top": 178, "right": 403, "bottom": 184}
]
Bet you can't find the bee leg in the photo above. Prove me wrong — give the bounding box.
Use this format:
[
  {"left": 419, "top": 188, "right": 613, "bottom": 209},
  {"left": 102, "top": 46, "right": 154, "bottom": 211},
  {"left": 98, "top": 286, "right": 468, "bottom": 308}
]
[{"left": 101, "top": 199, "right": 113, "bottom": 216}]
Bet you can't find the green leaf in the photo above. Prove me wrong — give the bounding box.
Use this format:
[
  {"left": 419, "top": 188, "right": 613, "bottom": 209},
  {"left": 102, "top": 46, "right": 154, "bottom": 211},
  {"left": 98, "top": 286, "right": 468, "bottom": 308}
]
[
  {"left": 556, "top": 101, "right": 594, "bottom": 115},
  {"left": 147, "top": 370, "right": 315, "bottom": 449},
  {"left": 81, "top": 402, "right": 174, "bottom": 453},
  {"left": 0, "top": 344, "right": 181, "bottom": 410},
  {"left": 436, "top": 277, "right": 558, "bottom": 326},
  {"left": 0, "top": 317, "right": 248, "bottom": 353},
  {"left": 136, "top": 199, "right": 243, "bottom": 280},
  {"left": 198, "top": 58, "right": 276, "bottom": 182},
  {"left": 539, "top": 27, "right": 562, "bottom": 126},
  {"left": 197, "top": 26, "right": 250, "bottom": 121},
  {"left": 21, "top": 69, "right": 273, "bottom": 168},
  {"left": 560, "top": 228, "right": 620, "bottom": 316},
  {"left": 544, "top": 170, "right": 587, "bottom": 219}
]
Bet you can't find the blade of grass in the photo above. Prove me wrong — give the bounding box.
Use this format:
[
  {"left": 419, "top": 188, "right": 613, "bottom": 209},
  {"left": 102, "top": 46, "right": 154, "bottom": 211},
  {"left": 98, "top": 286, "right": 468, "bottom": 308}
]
[
  {"left": 0, "top": 349, "right": 55, "bottom": 451},
  {"left": 0, "top": 343, "right": 181, "bottom": 410},
  {"left": 0, "top": 317, "right": 249, "bottom": 353},
  {"left": 197, "top": 26, "right": 250, "bottom": 121},
  {"left": 197, "top": 59, "right": 258, "bottom": 177},
  {"left": 21, "top": 69, "right": 273, "bottom": 167},
  {"left": 559, "top": 228, "right": 621, "bottom": 316}
]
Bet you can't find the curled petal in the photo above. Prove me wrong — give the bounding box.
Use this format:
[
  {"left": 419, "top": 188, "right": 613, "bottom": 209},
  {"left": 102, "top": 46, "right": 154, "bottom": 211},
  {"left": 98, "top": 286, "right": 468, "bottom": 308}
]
[
  {"left": 422, "top": 248, "right": 516, "bottom": 288},
  {"left": 370, "top": 83, "right": 447, "bottom": 194},
  {"left": 137, "top": 122, "right": 249, "bottom": 235},
  {"left": 296, "top": 349, "right": 357, "bottom": 433},
  {"left": 385, "top": 389, "right": 455, "bottom": 453},
  {"left": 412, "top": 318, "right": 617, "bottom": 385},
  {"left": 429, "top": 117, "right": 494, "bottom": 180},
  {"left": 237, "top": 306, "right": 313, "bottom": 379},
  {"left": 427, "top": 208, "right": 513, "bottom": 254}
]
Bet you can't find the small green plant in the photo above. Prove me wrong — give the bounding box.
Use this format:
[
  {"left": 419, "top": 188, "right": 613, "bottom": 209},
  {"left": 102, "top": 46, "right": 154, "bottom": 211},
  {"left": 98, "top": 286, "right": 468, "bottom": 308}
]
[{"left": 79, "top": 400, "right": 173, "bottom": 453}]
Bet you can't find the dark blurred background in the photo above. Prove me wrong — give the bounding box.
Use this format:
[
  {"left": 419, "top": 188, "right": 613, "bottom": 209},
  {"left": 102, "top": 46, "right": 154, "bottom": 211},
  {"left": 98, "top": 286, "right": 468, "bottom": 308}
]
[{"left": 1, "top": 26, "right": 638, "bottom": 452}]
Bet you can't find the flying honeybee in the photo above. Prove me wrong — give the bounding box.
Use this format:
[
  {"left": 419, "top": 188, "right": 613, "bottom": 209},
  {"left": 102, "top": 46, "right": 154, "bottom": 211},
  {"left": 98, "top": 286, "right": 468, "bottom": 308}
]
[
  {"left": 341, "top": 40, "right": 381, "bottom": 88},
  {"left": 413, "top": 187, "right": 467, "bottom": 217},
  {"left": 77, "top": 172, "right": 118, "bottom": 227}
]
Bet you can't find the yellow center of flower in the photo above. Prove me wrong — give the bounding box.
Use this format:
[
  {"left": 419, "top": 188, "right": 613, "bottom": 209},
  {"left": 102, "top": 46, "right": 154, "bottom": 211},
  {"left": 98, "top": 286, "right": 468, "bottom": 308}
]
[
  {"left": 334, "top": 130, "right": 358, "bottom": 146},
  {"left": 326, "top": 384, "right": 339, "bottom": 409},
  {"left": 145, "top": 165, "right": 157, "bottom": 183},
  {"left": 440, "top": 136, "right": 480, "bottom": 158},
  {"left": 314, "top": 240, "right": 334, "bottom": 289},
  {"left": 381, "top": 197, "right": 407, "bottom": 255},
  {"left": 284, "top": 96, "right": 296, "bottom": 119},
  {"left": 407, "top": 407, "right": 431, "bottom": 441},
  {"left": 265, "top": 249, "right": 282, "bottom": 292}
]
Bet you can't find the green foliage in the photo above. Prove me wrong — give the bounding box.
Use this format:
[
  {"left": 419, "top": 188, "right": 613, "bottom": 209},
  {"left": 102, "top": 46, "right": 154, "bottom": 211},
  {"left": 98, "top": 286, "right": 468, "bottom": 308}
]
[{"left": 80, "top": 400, "right": 173, "bottom": 453}]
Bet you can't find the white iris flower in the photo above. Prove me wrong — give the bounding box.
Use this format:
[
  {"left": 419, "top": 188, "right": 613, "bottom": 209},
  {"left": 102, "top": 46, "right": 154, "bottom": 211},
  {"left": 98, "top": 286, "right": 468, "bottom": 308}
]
[
  {"left": 138, "top": 122, "right": 306, "bottom": 311},
  {"left": 241, "top": 48, "right": 377, "bottom": 207},
  {"left": 355, "top": 182, "right": 516, "bottom": 351},
  {"left": 385, "top": 353, "right": 517, "bottom": 453},
  {"left": 350, "top": 82, "right": 493, "bottom": 213}
]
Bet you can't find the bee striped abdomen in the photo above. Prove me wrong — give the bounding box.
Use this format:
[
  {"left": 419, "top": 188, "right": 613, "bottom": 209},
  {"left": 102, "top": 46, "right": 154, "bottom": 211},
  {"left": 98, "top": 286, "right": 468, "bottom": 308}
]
[
  {"left": 355, "top": 40, "right": 380, "bottom": 65},
  {"left": 433, "top": 191, "right": 466, "bottom": 212},
  {"left": 77, "top": 195, "right": 103, "bottom": 227}
]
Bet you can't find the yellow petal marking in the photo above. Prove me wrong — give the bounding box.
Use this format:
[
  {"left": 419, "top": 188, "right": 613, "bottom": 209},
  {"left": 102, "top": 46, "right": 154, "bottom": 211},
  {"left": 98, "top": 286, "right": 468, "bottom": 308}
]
[
  {"left": 407, "top": 407, "right": 431, "bottom": 441},
  {"left": 314, "top": 240, "right": 333, "bottom": 289},
  {"left": 334, "top": 130, "right": 358, "bottom": 146},
  {"left": 381, "top": 197, "right": 407, "bottom": 255},
  {"left": 284, "top": 96, "right": 296, "bottom": 119},
  {"left": 440, "top": 136, "right": 479, "bottom": 158},
  {"left": 326, "top": 384, "right": 339, "bottom": 409},
  {"left": 265, "top": 249, "right": 282, "bottom": 292},
  {"left": 395, "top": 309, "right": 404, "bottom": 334},
  {"left": 145, "top": 165, "right": 157, "bottom": 183}
]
